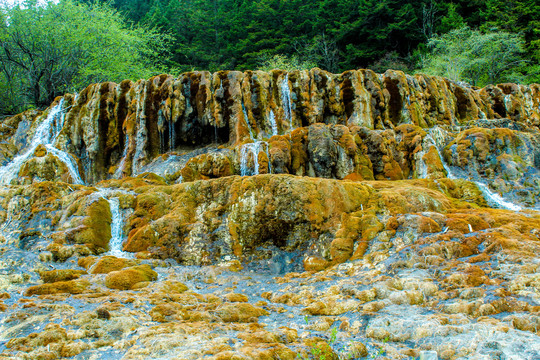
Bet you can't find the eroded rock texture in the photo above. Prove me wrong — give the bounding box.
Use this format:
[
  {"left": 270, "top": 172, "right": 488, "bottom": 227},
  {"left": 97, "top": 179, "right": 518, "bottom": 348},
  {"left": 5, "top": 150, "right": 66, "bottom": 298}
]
[
  {"left": 0, "top": 69, "right": 539, "bottom": 359},
  {"left": 1, "top": 69, "right": 538, "bottom": 188}
]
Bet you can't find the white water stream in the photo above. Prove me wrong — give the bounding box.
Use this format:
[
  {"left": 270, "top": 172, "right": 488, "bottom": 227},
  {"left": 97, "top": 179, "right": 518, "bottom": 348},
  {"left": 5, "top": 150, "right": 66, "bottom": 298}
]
[
  {"left": 0, "top": 99, "right": 85, "bottom": 185},
  {"left": 415, "top": 128, "right": 456, "bottom": 179},
  {"left": 106, "top": 196, "right": 127, "bottom": 257},
  {"left": 281, "top": 75, "right": 294, "bottom": 130},
  {"left": 242, "top": 102, "right": 255, "bottom": 140},
  {"left": 0, "top": 99, "right": 135, "bottom": 256},
  {"left": 114, "top": 134, "right": 130, "bottom": 179},
  {"left": 416, "top": 127, "right": 528, "bottom": 212},
  {"left": 268, "top": 110, "right": 278, "bottom": 136},
  {"left": 0, "top": 99, "right": 83, "bottom": 185},
  {"left": 44, "top": 145, "right": 84, "bottom": 184},
  {"left": 240, "top": 141, "right": 272, "bottom": 176},
  {"left": 239, "top": 98, "right": 273, "bottom": 175},
  {"left": 474, "top": 182, "right": 523, "bottom": 211},
  {"left": 96, "top": 189, "right": 133, "bottom": 258}
]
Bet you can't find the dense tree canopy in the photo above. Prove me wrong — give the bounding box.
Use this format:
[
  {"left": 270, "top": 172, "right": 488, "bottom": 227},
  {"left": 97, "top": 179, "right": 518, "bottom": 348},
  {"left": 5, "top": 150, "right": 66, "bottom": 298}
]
[
  {"left": 421, "top": 27, "right": 526, "bottom": 86},
  {"left": 86, "top": 0, "right": 538, "bottom": 84},
  {"left": 1, "top": 0, "right": 539, "bottom": 115},
  {"left": 0, "top": 0, "right": 168, "bottom": 114}
]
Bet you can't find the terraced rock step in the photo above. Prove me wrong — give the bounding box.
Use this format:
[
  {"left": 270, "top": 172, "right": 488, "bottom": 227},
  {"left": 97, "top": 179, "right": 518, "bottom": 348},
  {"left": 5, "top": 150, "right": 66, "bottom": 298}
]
[{"left": 0, "top": 69, "right": 538, "bottom": 359}]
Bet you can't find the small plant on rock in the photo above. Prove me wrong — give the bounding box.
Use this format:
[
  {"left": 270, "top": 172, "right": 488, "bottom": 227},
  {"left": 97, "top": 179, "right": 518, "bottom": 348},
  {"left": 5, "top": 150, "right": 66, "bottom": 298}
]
[{"left": 370, "top": 336, "right": 389, "bottom": 359}]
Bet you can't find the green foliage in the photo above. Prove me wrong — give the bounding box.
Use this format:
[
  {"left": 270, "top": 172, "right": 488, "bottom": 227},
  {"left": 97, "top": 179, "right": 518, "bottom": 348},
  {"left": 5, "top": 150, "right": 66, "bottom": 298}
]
[
  {"left": 292, "top": 33, "right": 341, "bottom": 73},
  {"left": 75, "top": 0, "right": 540, "bottom": 82},
  {"left": 258, "top": 54, "right": 316, "bottom": 72},
  {"left": 1, "top": 0, "right": 537, "bottom": 116},
  {"left": 369, "top": 52, "right": 412, "bottom": 74},
  {"left": 370, "top": 336, "right": 389, "bottom": 359},
  {"left": 480, "top": 0, "right": 540, "bottom": 82},
  {"left": 438, "top": 3, "right": 466, "bottom": 33},
  {"left": 0, "top": 0, "right": 168, "bottom": 114},
  {"left": 420, "top": 27, "right": 527, "bottom": 86},
  {"left": 329, "top": 327, "right": 338, "bottom": 345},
  {"left": 481, "top": 0, "right": 540, "bottom": 54}
]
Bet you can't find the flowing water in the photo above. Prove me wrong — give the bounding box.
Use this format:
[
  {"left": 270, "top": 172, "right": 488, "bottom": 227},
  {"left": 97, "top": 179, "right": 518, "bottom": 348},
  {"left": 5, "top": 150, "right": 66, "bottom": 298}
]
[
  {"left": 416, "top": 128, "right": 528, "bottom": 211},
  {"left": 96, "top": 189, "right": 133, "bottom": 258},
  {"left": 504, "top": 94, "right": 512, "bottom": 113},
  {"left": 240, "top": 141, "right": 272, "bottom": 176},
  {"left": 242, "top": 102, "right": 255, "bottom": 140},
  {"left": 169, "top": 119, "right": 176, "bottom": 151},
  {"left": 114, "top": 134, "right": 130, "bottom": 179},
  {"left": 44, "top": 145, "right": 84, "bottom": 184},
  {"left": 0, "top": 100, "right": 80, "bottom": 185},
  {"left": 415, "top": 128, "right": 456, "bottom": 179},
  {"left": 106, "top": 197, "right": 127, "bottom": 257},
  {"left": 281, "top": 75, "right": 294, "bottom": 130},
  {"left": 268, "top": 110, "right": 278, "bottom": 136},
  {"left": 474, "top": 182, "right": 523, "bottom": 211},
  {"left": 132, "top": 84, "right": 148, "bottom": 175}
]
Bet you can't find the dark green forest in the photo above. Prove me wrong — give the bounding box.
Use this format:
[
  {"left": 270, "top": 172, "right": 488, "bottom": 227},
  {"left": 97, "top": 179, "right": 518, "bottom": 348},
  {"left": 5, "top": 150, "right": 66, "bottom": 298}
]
[
  {"left": 87, "top": 0, "right": 540, "bottom": 77},
  {"left": 1, "top": 0, "right": 539, "bottom": 115}
]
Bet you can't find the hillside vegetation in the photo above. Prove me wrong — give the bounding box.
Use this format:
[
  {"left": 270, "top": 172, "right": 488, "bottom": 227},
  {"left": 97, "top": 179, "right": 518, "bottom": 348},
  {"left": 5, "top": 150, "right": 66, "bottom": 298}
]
[{"left": 0, "top": 0, "right": 538, "bottom": 114}]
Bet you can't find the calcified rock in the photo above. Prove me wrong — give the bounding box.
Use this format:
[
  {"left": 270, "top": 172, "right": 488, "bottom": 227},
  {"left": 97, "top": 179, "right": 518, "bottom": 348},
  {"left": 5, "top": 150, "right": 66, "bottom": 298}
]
[
  {"left": 1, "top": 69, "right": 538, "bottom": 186},
  {"left": 1, "top": 69, "right": 540, "bottom": 360}
]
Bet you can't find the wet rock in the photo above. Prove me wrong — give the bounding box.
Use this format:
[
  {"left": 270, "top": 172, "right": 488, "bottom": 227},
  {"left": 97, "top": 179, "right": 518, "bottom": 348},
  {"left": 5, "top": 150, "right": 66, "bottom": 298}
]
[
  {"left": 64, "top": 196, "right": 112, "bottom": 253},
  {"left": 215, "top": 303, "right": 269, "bottom": 323},
  {"left": 25, "top": 279, "right": 91, "bottom": 296},
  {"left": 224, "top": 293, "right": 248, "bottom": 303},
  {"left": 96, "top": 308, "right": 111, "bottom": 320},
  {"left": 348, "top": 341, "right": 368, "bottom": 358},
  {"left": 3, "top": 70, "right": 538, "bottom": 185},
  {"left": 6, "top": 323, "right": 67, "bottom": 350},
  {"left": 34, "top": 145, "right": 47, "bottom": 157},
  {"left": 39, "top": 269, "right": 86, "bottom": 283},
  {"left": 0, "top": 69, "right": 540, "bottom": 360},
  {"left": 87, "top": 255, "right": 136, "bottom": 274},
  {"left": 104, "top": 264, "right": 158, "bottom": 290}
]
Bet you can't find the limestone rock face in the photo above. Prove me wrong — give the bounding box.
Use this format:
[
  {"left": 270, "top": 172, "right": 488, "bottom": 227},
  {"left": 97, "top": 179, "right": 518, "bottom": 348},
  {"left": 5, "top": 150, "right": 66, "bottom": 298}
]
[
  {"left": 1, "top": 69, "right": 540, "bottom": 360},
  {"left": 1, "top": 69, "right": 538, "bottom": 188}
]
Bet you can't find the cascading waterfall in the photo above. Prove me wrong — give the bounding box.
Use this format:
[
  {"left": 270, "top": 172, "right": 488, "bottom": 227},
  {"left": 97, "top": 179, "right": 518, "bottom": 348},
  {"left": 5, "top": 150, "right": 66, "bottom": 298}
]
[
  {"left": 478, "top": 109, "right": 487, "bottom": 119},
  {"left": 281, "top": 75, "right": 294, "bottom": 130},
  {"left": 240, "top": 141, "right": 272, "bottom": 176},
  {"left": 439, "top": 157, "right": 457, "bottom": 179},
  {"left": 132, "top": 84, "right": 148, "bottom": 175},
  {"left": 44, "top": 145, "right": 84, "bottom": 184},
  {"left": 434, "top": 141, "right": 527, "bottom": 210},
  {"left": 504, "top": 95, "right": 512, "bottom": 113},
  {"left": 159, "top": 117, "right": 166, "bottom": 154},
  {"left": 417, "top": 128, "right": 526, "bottom": 211},
  {"left": 97, "top": 189, "right": 132, "bottom": 258},
  {"left": 240, "top": 143, "right": 259, "bottom": 176},
  {"left": 169, "top": 119, "right": 176, "bottom": 151},
  {"left": 415, "top": 147, "right": 429, "bottom": 179},
  {"left": 106, "top": 196, "right": 126, "bottom": 257},
  {"left": 401, "top": 94, "right": 412, "bottom": 122},
  {"left": 242, "top": 102, "right": 255, "bottom": 139},
  {"left": 268, "top": 110, "right": 278, "bottom": 136},
  {"left": 114, "top": 134, "right": 130, "bottom": 179},
  {"left": 475, "top": 182, "right": 523, "bottom": 211},
  {"left": 415, "top": 128, "right": 456, "bottom": 179},
  {"left": 215, "top": 81, "right": 224, "bottom": 143},
  {"left": 0, "top": 99, "right": 83, "bottom": 185}
]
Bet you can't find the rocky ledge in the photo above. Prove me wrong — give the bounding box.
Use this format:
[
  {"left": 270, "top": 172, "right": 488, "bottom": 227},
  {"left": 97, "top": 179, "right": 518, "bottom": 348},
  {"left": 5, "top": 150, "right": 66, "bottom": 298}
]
[{"left": 0, "top": 69, "right": 538, "bottom": 359}]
